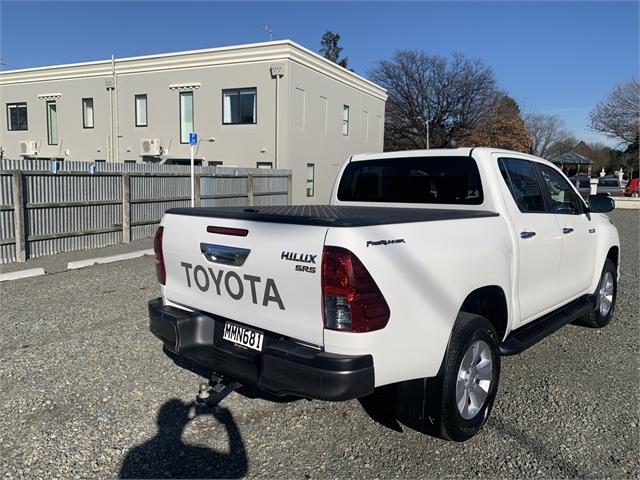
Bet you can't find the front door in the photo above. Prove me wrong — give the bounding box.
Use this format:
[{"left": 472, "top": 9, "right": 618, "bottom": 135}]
[{"left": 536, "top": 164, "right": 597, "bottom": 300}]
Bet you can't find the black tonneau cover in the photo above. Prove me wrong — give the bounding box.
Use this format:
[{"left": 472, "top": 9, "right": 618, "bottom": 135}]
[{"left": 166, "top": 205, "right": 498, "bottom": 227}]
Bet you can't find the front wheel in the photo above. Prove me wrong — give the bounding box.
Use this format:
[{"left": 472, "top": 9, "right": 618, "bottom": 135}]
[{"left": 577, "top": 259, "right": 617, "bottom": 328}]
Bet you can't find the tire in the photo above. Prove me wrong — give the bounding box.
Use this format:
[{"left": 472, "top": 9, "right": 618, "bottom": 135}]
[
  {"left": 577, "top": 259, "right": 617, "bottom": 328},
  {"left": 432, "top": 313, "right": 501, "bottom": 441}
]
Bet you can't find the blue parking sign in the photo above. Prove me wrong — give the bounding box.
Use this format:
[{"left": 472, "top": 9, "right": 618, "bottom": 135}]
[{"left": 189, "top": 132, "right": 198, "bottom": 145}]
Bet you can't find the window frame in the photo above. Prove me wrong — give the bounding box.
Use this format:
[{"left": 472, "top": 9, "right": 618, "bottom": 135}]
[
  {"left": 498, "top": 157, "right": 548, "bottom": 214},
  {"left": 46, "top": 100, "right": 58, "bottom": 145},
  {"left": 534, "top": 162, "right": 586, "bottom": 215},
  {"left": 6, "top": 102, "right": 28, "bottom": 131},
  {"left": 135, "top": 94, "right": 148, "bottom": 127},
  {"left": 222, "top": 87, "right": 257, "bottom": 125},
  {"left": 82, "top": 97, "right": 94, "bottom": 129},
  {"left": 179, "top": 91, "right": 194, "bottom": 144},
  {"left": 306, "top": 163, "right": 315, "bottom": 198},
  {"left": 342, "top": 105, "right": 350, "bottom": 136}
]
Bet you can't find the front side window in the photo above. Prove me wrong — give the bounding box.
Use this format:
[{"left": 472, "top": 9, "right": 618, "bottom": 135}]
[
  {"left": 179, "top": 91, "right": 193, "bottom": 143},
  {"left": 46, "top": 100, "right": 58, "bottom": 145},
  {"left": 337, "top": 156, "right": 483, "bottom": 204},
  {"left": 306, "top": 163, "right": 315, "bottom": 197},
  {"left": 135, "top": 94, "right": 147, "bottom": 127},
  {"left": 223, "top": 88, "right": 256, "bottom": 124},
  {"left": 7, "top": 102, "right": 28, "bottom": 131},
  {"left": 538, "top": 164, "right": 584, "bottom": 214},
  {"left": 342, "top": 105, "right": 350, "bottom": 136},
  {"left": 82, "top": 98, "right": 94, "bottom": 128},
  {"left": 498, "top": 158, "right": 545, "bottom": 213}
]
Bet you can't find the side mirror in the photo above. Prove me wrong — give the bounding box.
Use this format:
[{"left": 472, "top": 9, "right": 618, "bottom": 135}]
[{"left": 588, "top": 195, "right": 615, "bottom": 213}]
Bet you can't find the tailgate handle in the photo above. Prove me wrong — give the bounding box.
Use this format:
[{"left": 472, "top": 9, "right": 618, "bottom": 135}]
[{"left": 200, "top": 243, "right": 250, "bottom": 266}]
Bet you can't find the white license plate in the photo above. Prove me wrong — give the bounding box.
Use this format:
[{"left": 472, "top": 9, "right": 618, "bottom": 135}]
[{"left": 222, "top": 322, "right": 264, "bottom": 351}]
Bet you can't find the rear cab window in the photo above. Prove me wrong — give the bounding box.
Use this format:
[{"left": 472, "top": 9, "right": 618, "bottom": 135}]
[{"left": 337, "top": 156, "right": 483, "bottom": 205}]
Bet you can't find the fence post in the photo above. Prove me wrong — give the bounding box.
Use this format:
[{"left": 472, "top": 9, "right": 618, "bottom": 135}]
[
  {"left": 122, "top": 173, "right": 131, "bottom": 243},
  {"left": 11, "top": 171, "right": 26, "bottom": 262},
  {"left": 247, "top": 174, "right": 254, "bottom": 206},
  {"left": 287, "top": 173, "right": 292, "bottom": 205},
  {"left": 194, "top": 174, "right": 201, "bottom": 207}
]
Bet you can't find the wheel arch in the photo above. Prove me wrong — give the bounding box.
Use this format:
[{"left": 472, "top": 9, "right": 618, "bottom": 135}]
[{"left": 459, "top": 286, "right": 509, "bottom": 342}]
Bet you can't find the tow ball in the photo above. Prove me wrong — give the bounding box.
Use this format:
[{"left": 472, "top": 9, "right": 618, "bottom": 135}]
[{"left": 195, "top": 372, "right": 241, "bottom": 408}]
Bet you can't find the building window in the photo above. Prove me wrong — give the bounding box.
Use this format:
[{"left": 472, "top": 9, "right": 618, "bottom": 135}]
[
  {"left": 306, "top": 163, "right": 315, "bottom": 197},
  {"left": 6, "top": 102, "right": 28, "bottom": 131},
  {"left": 179, "top": 91, "right": 194, "bottom": 144},
  {"left": 46, "top": 100, "right": 58, "bottom": 145},
  {"left": 208, "top": 161, "right": 223, "bottom": 166},
  {"left": 82, "top": 98, "right": 94, "bottom": 128},
  {"left": 124, "top": 160, "right": 136, "bottom": 164},
  {"left": 342, "top": 105, "right": 350, "bottom": 136},
  {"left": 223, "top": 88, "right": 257, "bottom": 124},
  {"left": 135, "top": 94, "right": 147, "bottom": 127},
  {"left": 257, "top": 162, "right": 273, "bottom": 169}
]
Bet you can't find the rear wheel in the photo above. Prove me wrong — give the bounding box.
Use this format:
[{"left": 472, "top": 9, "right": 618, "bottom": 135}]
[
  {"left": 438, "top": 313, "right": 501, "bottom": 441},
  {"left": 577, "top": 259, "right": 617, "bottom": 328}
]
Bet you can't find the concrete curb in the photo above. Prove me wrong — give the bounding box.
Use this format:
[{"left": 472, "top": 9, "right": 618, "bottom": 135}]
[
  {"left": 613, "top": 197, "right": 640, "bottom": 210},
  {"left": 67, "top": 249, "right": 154, "bottom": 270},
  {"left": 0, "top": 268, "right": 46, "bottom": 282}
]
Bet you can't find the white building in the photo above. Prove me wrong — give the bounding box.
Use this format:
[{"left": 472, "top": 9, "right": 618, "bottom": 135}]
[{"left": 0, "top": 40, "right": 387, "bottom": 203}]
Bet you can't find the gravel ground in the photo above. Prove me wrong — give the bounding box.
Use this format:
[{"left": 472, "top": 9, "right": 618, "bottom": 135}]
[{"left": 0, "top": 210, "right": 638, "bottom": 479}]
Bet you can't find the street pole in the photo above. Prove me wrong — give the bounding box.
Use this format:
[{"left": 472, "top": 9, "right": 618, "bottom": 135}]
[
  {"left": 190, "top": 143, "right": 195, "bottom": 207},
  {"left": 426, "top": 120, "right": 430, "bottom": 149}
]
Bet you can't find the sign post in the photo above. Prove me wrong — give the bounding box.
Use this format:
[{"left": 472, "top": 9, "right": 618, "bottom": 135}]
[{"left": 189, "top": 132, "right": 198, "bottom": 207}]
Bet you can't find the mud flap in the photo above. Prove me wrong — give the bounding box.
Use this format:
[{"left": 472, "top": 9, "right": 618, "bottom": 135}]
[{"left": 395, "top": 371, "right": 445, "bottom": 437}]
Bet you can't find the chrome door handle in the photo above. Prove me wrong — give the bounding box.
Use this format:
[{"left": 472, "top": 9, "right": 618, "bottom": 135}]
[
  {"left": 200, "top": 243, "right": 250, "bottom": 266},
  {"left": 520, "top": 231, "right": 536, "bottom": 239},
  {"left": 562, "top": 227, "right": 574, "bottom": 234}
]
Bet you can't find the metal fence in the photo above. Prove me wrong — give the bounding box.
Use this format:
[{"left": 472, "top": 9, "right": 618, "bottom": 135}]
[{"left": 0, "top": 160, "right": 291, "bottom": 264}]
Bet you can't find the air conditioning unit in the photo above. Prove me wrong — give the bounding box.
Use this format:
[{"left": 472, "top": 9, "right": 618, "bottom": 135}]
[
  {"left": 18, "top": 140, "right": 38, "bottom": 157},
  {"left": 140, "top": 138, "right": 161, "bottom": 156}
]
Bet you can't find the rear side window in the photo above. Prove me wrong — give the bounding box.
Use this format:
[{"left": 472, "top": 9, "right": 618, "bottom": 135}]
[
  {"left": 337, "top": 156, "right": 483, "bottom": 204},
  {"left": 498, "top": 158, "right": 546, "bottom": 213},
  {"left": 538, "top": 165, "right": 584, "bottom": 214}
]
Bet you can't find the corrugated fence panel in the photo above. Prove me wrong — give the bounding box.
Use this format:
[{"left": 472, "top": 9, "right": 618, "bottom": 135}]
[{"left": 0, "top": 165, "right": 290, "bottom": 264}]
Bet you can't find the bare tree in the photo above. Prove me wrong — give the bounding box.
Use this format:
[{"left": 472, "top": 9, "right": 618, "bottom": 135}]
[
  {"left": 369, "top": 51, "right": 500, "bottom": 151},
  {"left": 524, "top": 113, "right": 571, "bottom": 158},
  {"left": 589, "top": 78, "right": 640, "bottom": 145}
]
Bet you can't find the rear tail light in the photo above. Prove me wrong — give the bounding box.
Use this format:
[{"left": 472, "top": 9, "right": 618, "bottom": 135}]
[
  {"left": 154, "top": 226, "right": 166, "bottom": 285},
  {"left": 322, "top": 246, "right": 390, "bottom": 332}
]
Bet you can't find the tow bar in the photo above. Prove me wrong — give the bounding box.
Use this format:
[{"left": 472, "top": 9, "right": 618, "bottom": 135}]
[{"left": 195, "top": 372, "right": 241, "bottom": 408}]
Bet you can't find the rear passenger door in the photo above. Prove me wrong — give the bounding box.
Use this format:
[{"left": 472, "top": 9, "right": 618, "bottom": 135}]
[
  {"left": 536, "top": 164, "right": 597, "bottom": 300},
  {"left": 497, "top": 157, "right": 564, "bottom": 324}
]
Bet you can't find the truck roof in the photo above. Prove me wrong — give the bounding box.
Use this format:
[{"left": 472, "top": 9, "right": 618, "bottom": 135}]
[{"left": 350, "top": 148, "right": 553, "bottom": 166}]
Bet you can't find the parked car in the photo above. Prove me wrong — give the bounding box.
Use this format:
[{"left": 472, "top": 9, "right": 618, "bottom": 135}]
[
  {"left": 624, "top": 178, "right": 640, "bottom": 197},
  {"left": 149, "top": 148, "right": 619, "bottom": 442},
  {"left": 597, "top": 176, "right": 624, "bottom": 196},
  {"left": 569, "top": 175, "right": 592, "bottom": 200}
]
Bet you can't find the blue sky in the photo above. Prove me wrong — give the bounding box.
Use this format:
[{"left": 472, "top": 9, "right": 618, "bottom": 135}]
[{"left": 1, "top": 1, "right": 638, "bottom": 146}]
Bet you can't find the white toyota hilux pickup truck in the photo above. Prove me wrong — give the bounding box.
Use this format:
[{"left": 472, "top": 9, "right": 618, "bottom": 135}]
[{"left": 149, "top": 148, "right": 619, "bottom": 441}]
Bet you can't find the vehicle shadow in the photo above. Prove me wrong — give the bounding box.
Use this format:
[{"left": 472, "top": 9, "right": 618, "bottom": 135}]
[{"left": 119, "top": 399, "right": 248, "bottom": 479}]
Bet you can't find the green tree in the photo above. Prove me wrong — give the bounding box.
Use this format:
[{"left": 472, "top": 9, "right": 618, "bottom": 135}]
[
  {"left": 319, "top": 31, "right": 349, "bottom": 68},
  {"left": 462, "top": 95, "right": 531, "bottom": 153}
]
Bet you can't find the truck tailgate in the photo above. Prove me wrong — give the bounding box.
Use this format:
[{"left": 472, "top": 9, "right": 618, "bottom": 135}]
[{"left": 161, "top": 212, "right": 327, "bottom": 346}]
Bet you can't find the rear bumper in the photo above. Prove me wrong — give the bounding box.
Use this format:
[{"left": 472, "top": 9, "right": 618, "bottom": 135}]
[{"left": 148, "top": 298, "right": 374, "bottom": 401}]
